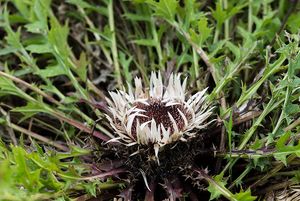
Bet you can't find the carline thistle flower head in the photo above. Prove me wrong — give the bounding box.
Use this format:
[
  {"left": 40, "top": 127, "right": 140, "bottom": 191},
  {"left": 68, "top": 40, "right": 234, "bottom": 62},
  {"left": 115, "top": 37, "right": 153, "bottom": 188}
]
[{"left": 106, "top": 72, "right": 213, "bottom": 161}]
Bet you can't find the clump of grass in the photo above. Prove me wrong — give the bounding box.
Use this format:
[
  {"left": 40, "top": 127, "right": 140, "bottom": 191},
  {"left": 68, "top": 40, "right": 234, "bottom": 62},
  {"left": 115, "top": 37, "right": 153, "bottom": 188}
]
[{"left": 0, "top": 0, "right": 300, "bottom": 200}]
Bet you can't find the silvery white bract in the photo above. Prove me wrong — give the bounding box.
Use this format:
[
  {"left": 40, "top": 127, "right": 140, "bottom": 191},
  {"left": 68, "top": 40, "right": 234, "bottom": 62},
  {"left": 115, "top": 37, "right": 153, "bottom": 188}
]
[{"left": 105, "top": 72, "right": 213, "bottom": 160}]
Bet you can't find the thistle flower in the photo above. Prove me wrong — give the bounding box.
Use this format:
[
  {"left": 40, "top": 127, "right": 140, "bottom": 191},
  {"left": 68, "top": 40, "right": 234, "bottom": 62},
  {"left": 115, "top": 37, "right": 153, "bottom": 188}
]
[{"left": 106, "top": 72, "right": 213, "bottom": 160}]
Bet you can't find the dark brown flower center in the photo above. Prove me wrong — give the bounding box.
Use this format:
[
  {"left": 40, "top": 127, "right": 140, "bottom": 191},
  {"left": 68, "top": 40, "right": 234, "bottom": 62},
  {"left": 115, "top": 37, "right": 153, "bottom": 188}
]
[{"left": 131, "top": 99, "right": 189, "bottom": 138}]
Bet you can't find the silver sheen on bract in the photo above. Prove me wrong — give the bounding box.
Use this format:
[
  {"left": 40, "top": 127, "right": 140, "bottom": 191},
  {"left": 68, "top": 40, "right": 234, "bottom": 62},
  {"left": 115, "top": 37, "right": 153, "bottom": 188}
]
[{"left": 105, "top": 72, "right": 213, "bottom": 161}]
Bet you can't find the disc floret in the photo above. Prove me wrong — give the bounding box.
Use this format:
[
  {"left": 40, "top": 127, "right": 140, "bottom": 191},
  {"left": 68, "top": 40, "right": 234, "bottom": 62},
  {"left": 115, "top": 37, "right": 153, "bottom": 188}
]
[{"left": 106, "top": 72, "right": 213, "bottom": 159}]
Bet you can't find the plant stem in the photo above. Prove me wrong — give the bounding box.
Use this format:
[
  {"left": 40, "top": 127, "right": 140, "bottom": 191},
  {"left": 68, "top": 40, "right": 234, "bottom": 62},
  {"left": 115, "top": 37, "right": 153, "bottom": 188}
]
[
  {"left": 229, "top": 165, "right": 252, "bottom": 189},
  {"left": 150, "top": 17, "right": 163, "bottom": 66},
  {"left": 224, "top": 0, "right": 229, "bottom": 40},
  {"left": 248, "top": 0, "right": 253, "bottom": 32},
  {"left": 271, "top": 74, "right": 290, "bottom": 138},
  {"left": 250, "top": 154, "right": 296, "bottom": 188},
  {"left": 0, "top": 70, "right": 60, "bottom": 105},
  {"left": 0, "top": 107, "right": 69, "bottom": 151},
  {"left": 284, "top": 117, "right": 300, "bottom": 132},
  {"left": 192, "top": 48, "right": 200, "bottom": 88},
  {"left": 195, "top": 169, "right": 238, "bottom": 201},
  {"left": 173, "top": 23, "right": 218, "bottom": 84},
  {"left": 221, "top": 96, "right": 283, "bottom": 175},
  {"left": 108, "top": 0, "right": 122, "bottom": 88}
]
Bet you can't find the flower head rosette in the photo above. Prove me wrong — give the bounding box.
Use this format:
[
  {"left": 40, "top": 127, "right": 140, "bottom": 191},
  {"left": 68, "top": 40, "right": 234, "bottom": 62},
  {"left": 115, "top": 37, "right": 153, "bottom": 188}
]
[{"left": 106, "top": 72, "right": 213, "bottom": 159}]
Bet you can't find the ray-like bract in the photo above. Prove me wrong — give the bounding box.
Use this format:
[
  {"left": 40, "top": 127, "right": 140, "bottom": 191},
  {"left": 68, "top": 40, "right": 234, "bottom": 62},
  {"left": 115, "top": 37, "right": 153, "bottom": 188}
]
[{"left": 106, "top": 72, "right": 213, "bottom": 157}]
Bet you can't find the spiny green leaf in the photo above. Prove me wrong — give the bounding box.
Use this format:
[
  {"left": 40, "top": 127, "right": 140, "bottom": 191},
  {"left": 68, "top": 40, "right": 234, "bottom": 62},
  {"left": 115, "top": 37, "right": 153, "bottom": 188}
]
[
  {"left": 287, "top": 13, "right": 300, "bottom": 33},
  {"left": 0, "top": 46, "right": 18, "bottom": 56},
  {"left": 11, "top": 0, "right": 31, "bottom": 19},
  {"left": 189, "top": 16, "right": 212, "bottom": 45},
  {"left": 211, "top": 2, "right": 226, "bottom": 30},
  {"left": 276, "top": 132, "right": 290, "bottom": 150},
  {"left": 83, "top": 182, "right": 97, "bottom": 197},
  {"left": 209, "top": 40, "right": 227, "bottom": 57},
  {"left": 274, "top": 132, "right": 300, "bottom": 165},
  {"left": 273, "top": 152, "right": 288, "bottom": 166},
  {"left": 48, "top": 17, "right": 70, "bottom": 60},
  {"left": 73, "top": 52, "right": 88, "bottom": 81},
  {"left": 33, "top": 0, "right": 51, "bottom": 23},
  {"left": 119, "top": 51, "right": 133, "bottom": 83},
  {"left": 12, "top": 146, "right": 29, "bottom": 178},
  {"left": 147, "top": 0, "right": 178, "bottom": 22},
  {"left": 36, "top": 64, "right": 67, "bottom": 78},
  {"left": 232, "top": 189, "right": 257, "bottom": 201},
  {"left": 25, "top": 43, "right": 52, "bottom": 54},
  {"left": 285, "top": 103, "right": 300, "bottom": 115},
  {"left": 11, "top": 101, "right": 50, "bottom": 122},
  {"left": 25, "top": 21, "right": 48, "bottom": 34},
  {"left": 197, "top": 16, "right": 212, "bottom": 44},
  {"left": 29, "top": 153, "right": 60, "bottom": 172},
  {"left": 226, "top": 41, "right": 241, "bottom": 60},
  {"left": 288, "top": 52, "right": 300, "bottom": 77},
  {"left": 67, "top": 0, "right": 94, "bottom": 8},
  {"left": 5, "top": 26, "right": 22, "bottom": 49},
  {"left": 132, "top": 38, "right": 156, "bottom": 46},
  {"left": 227, "top": 3, "right": 246, "bottom": 18},
  {"left": 207, "top": 173, "right": 227, "bottom": 200},
  {"left": 250, "top": 137, "right": 265, "bottom": 150},
  {"left": 57, "top": 146, "right": 90, "bottom": 160},
  {"left": 12, "top": 101, "right": 48, "bottom": 114},
  {"left": 0, "top": 75, "right": 30, "bottom": 99}
]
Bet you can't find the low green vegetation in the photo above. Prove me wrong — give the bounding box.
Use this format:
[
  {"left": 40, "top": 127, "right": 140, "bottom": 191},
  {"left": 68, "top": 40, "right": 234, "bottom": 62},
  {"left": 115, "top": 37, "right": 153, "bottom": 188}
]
[{"left": 0, "top": 0, "right": 300, "bottom": 200}]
